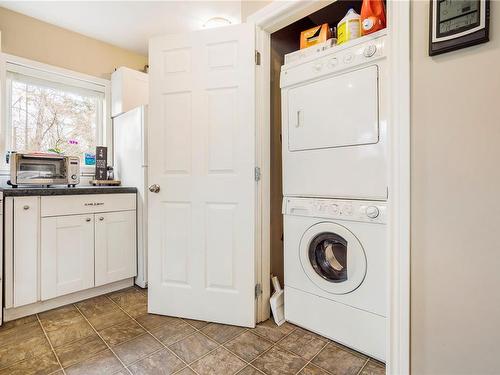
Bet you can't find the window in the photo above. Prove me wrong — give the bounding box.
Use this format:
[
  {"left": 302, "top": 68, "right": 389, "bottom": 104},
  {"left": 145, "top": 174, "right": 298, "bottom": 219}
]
[{"left": 4, "top": 59, "right": 109, "bottom": 171}]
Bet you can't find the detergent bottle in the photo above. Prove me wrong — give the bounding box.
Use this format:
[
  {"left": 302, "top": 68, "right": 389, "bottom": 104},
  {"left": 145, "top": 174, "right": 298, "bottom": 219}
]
[
  {"left": 361, "top": 0, "right": 386, "bottom": 35},
  {"left": 337, "top": 8, "right": 361, "bottom": 45}
]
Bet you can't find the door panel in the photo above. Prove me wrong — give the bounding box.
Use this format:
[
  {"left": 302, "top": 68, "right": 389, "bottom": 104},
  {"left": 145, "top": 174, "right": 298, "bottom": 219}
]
[
  {"left": 160, "top": 202, "right": 191, "bottom": 286},
  {"left": 288, "top": 65, "right": 379, "bottom": 151},
  {"left": 95, "top": 210, "right": 137, "bottom": 286},
  {"left": 41, "top": 214, "right": 94, "bottom": 300},
  {"left": 148, "top": 24, "right": 256, "bottom": 327}
]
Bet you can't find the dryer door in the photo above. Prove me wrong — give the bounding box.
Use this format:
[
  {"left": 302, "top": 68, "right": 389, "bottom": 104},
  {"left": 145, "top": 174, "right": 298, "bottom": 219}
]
[
  {"left": 287, "top": 65, "right": 379, "bottom": 151},
  {"left": 299, "top": 222, "right": 367, "bottom": 294}
]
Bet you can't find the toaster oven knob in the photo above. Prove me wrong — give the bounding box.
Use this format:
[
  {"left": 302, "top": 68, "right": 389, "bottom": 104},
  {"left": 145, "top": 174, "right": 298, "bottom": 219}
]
[{"left": 71, "top": 174, "right": 77, "bottom": 180}]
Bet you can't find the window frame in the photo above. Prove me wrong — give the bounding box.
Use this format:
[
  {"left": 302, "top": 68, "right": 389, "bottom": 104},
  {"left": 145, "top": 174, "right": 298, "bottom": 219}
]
[{"left": 0, "top": 53, "right": 111, "bottom": 175}]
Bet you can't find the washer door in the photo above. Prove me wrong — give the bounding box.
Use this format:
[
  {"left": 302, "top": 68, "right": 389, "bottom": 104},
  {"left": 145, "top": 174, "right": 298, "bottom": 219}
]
[{"left": 299, "top": 222, "right": 367, "bottom": 295}]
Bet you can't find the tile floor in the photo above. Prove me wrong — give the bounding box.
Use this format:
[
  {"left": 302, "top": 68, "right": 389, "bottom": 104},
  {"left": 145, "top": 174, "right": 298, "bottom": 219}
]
[{"left": 0, "top": 286, "right": 385, "bottom": 375}]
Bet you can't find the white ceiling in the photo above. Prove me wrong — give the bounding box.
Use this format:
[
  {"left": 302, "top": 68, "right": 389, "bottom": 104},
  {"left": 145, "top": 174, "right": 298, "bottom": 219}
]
[{"left": 0, "top": 1, "right": 242, "bottom": 55}]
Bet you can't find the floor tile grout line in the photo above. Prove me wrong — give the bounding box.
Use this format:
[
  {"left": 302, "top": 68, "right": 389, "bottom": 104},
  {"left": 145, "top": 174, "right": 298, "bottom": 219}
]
[
  {"left": 170, "top": 330, "right": 242, "bottom": 371},
  {"left": 246, "top": 324, "right": 302, "bottom": 374},
  {"left": 104, "top": 294, "right": 200, "bottom": 375},
  {"left": 179, "top": 319, "right": 257, "bottom": 373},
  {"left": 188, "top": 322, "right": 295, "bottom": 373},
  {"left": 0, "top": 320, "right": 62, "bottom": 372},
  {"left": 356, "top": 358, "right": 372, "bottom": 375},
  {"left": 194, "top": 327, "right": 256, "bottom": 369},
  {"left": 107, "top": 289, "right": 377, "bottom": 375},
  {"left": 35, "top": 313, "right": 67, "bottom": 375},
  {"left": 250, "top": 324, "right": 327, "bottom": 367},
  {"left": 235, "top": 364, "right": 267, "bottom": 375},
  {"left": 72, "top": 303, "right": 134, "bottom": 375},
  {"left": 38, "top": 305, "right": 107, "bottom": 350},
  {"left": 176, "top": 317, "right": 257, "bottom": 370},
  {"left": 107, "top": 299, "right": 252, "bottom": 375},
  {"left": 294, "top": 340, "right": 332, "bottom": 375},
  {"left": 124, "top": 345, "right": 167, "bottom": 368},
  {"left": 128, "top": 294, "right": 302, "bottom": 374}
]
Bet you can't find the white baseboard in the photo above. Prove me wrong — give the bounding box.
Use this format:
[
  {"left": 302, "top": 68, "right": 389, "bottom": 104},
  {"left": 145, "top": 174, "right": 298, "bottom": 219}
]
[{"left": 3, "top": 278, "right": 134, "bottom": 322}]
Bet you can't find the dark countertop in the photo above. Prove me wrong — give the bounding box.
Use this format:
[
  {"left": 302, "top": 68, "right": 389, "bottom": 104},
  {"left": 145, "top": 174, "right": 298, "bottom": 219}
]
[{"left": 0, "top": 184, "right": 137, "bottom": 197}]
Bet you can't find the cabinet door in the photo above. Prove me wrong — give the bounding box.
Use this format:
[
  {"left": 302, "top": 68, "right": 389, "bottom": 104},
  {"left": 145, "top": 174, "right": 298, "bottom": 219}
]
[
  {"left": 95, "top": 210, "right": 137, "bottom": 286},
  {"left": 41, "top": 214, "right": 95, "bottom": 300},
  {"left": 13, "top": 197, "right": 40, "bottom": 307}
]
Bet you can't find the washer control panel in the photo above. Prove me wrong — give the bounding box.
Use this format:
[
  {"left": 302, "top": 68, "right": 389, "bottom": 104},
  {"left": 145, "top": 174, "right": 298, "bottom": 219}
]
[{"left": 283, "top": 197, "right": 387, "bottom": 224}]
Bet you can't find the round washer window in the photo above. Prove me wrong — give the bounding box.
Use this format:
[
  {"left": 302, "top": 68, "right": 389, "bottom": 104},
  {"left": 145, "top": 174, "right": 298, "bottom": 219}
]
[
  {"left": 308, "top": 232, "right": 347, "bottom": 283},
  {"left": 299, "top": 222, "right": 367, "bottom": 295}
]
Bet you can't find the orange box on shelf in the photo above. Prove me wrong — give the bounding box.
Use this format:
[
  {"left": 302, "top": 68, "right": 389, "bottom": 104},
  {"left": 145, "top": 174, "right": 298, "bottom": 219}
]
[{"left": 300, "top": 23, "right": 331, "bottom": 49}]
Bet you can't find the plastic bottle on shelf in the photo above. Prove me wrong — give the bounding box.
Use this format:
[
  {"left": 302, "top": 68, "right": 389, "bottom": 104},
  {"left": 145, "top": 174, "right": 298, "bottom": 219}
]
[
  {"left": 361, "top": 0, "right": 386, "bottom": 35},
  {"left": 337, "top": 8, "right": 361, "bottom": 45}
]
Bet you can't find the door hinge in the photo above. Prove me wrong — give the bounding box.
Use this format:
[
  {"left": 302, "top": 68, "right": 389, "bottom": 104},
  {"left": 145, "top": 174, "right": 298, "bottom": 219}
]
[
  {"left": 255, "top": 283, "right": 262, "bottom": 299},
  {"left": 254, "top": 166, "right": 261, "bottom": 182},
  {"left": 255, "top": 50, "right": 261, "bottom": 66}
]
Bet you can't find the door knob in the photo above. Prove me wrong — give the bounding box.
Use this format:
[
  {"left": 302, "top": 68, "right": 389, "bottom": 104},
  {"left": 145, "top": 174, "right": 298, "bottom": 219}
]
[
  {"left": 86, "top": 218, "right": 91, "bottom": 222},
  {"left": 149, "top": 184, "right": 160, "bottom": 193},
  {"left": 99, "top": 217, "right": 104, "bottom": 221}
]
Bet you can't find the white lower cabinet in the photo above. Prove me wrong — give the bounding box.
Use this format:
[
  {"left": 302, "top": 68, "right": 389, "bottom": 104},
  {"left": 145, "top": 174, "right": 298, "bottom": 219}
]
[
  {"left": 95, "top": 210, "right": 137, "bottom": 286},
  {"left": 41, "top": 214, "right": 95, "bottom": 300},
  {"left": 5, "top": 193, "right": 137, "bottom": 310},
  {"left": 13, "top": 197, "right": 40, "bottom": 307}
]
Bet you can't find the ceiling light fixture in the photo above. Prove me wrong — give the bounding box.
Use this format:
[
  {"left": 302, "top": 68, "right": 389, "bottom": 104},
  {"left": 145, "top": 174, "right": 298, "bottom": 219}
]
[{"left": 202, "top": 16, "right": 232, "bottom": 29}]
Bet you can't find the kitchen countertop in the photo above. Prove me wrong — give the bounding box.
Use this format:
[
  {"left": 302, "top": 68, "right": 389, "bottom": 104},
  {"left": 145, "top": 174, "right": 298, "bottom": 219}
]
[{"left": 0, "top": 184, "right": 137, "bottom": 197}]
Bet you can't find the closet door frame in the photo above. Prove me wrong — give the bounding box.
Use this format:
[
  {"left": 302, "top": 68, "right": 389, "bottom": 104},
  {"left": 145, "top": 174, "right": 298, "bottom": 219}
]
[{"left": 248, "top": 1, "right": 411, "bottom": 374}]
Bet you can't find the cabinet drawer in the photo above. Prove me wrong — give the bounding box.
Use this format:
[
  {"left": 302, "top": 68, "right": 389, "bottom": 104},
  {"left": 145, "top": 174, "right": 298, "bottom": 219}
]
[{"left": 41, "top": 194, "right": 136, "bottom": 217}]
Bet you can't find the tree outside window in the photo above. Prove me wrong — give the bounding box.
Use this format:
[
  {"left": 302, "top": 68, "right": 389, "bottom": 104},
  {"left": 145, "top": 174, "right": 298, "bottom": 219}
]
[{"left": 8, "top": 72, "right": 103, "bottom": 165}]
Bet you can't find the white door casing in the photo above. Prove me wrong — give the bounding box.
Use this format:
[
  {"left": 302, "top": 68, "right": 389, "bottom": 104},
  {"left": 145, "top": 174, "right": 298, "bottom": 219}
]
[{"left": 148, "top": 24, "right": 256, "bottom": 327}]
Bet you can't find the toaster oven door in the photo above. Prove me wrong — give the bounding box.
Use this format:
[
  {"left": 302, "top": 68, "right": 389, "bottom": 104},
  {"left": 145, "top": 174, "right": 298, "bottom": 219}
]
[{"left": 15, "top": 156, "right": 68, "bottom": 185}]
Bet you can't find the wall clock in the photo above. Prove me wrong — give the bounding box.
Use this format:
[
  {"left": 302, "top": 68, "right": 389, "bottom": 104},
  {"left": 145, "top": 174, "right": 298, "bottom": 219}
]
[{"left": 429, "top": 0, "right": 490, "bottom": 56}]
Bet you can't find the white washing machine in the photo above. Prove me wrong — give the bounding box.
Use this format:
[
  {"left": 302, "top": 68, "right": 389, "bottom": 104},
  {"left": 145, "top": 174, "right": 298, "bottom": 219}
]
[
  {"left": 280, "top": 33, "right": 388, "bottom": 201},
  {"left": 283, "top": 196, "right": 387, "bottom": 361}
]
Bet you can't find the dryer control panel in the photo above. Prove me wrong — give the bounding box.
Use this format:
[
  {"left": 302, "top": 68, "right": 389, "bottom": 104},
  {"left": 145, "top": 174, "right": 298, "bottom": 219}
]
[
  {"left": 283, "top": 197, "right": 387, "bottom": 224},
  {"left": 280, "top": 34, "right": 386, "bottom": 89}
]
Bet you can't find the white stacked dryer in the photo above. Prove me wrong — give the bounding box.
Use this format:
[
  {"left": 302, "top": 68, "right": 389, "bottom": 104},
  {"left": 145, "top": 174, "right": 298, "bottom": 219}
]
[{"left": 280, "top": 33, "right": 388, "bottom": 361}]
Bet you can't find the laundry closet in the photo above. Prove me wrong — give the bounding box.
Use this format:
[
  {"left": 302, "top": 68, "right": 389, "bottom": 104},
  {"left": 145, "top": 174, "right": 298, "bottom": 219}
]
[
  {"left": 145, "top": 0, "right": 391, "bottom": 364},
  {"left": 268, "top": 0, "right": 389, "bottom": 361}
]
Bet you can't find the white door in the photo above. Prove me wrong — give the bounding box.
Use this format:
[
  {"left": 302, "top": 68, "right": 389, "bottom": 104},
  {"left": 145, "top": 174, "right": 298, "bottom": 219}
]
[
  {"left": 287, "top": 65, "right": 379, "bottom": 151},
  {"left": 41, "top": 214, "right": 94, "bottom": 300},
  {"left": 95, "top": 210, "right": 137, "bottom": 286},
  {"left": 148, "top": 24, "right": 256, "bottom": 327}
]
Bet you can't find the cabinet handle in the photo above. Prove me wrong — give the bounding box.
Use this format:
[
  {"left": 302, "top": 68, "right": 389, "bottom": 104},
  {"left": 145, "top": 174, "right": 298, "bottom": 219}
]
[
  {"left": 23, "top": 205, "right": 29, "bottom": 210},
  {"left": 86, "top": 218, "right": 91, "bottom": 222},
  {"left": 99, "top": 217, "right": 104, "bottom": 221}
]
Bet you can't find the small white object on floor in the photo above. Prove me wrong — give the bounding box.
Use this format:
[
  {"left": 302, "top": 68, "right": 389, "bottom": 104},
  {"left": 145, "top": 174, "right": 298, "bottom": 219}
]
[{"left": 270, "top": 276, "right": 285, "bottom": 326}]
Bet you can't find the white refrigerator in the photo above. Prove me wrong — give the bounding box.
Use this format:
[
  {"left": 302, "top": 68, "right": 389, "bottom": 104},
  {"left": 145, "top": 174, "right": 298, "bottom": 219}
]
[{"left": 113, "top": 105, "right": 148, "bottom": 288}]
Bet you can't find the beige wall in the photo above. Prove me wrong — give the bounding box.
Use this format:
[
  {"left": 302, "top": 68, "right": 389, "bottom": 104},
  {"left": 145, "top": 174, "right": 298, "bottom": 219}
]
[
  {"left": 411, "top": 1, "right": 500, "bottom": 374},
  {"left": 241, "top": 0, "right": 272, "bottom": 21},
  {"left": 0, "top": 7, "right": 147, "bottom": 79}
]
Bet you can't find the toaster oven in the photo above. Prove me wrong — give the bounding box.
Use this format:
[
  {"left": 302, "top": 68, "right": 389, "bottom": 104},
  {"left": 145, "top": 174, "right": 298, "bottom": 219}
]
[{"left": 9, "top": 152, "right": 80, "bottom": 187}]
